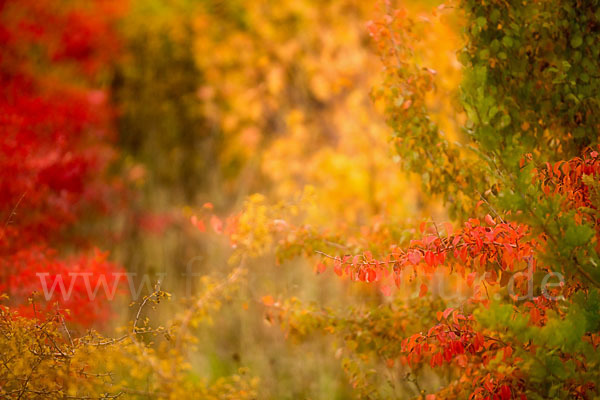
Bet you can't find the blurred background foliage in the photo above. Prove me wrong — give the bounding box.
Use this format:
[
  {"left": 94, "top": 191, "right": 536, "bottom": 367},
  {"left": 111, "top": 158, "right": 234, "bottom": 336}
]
[
  {"left": 104, "top": 0, "right": 457, "bottom": 398},
  {"left": 4, "top": 0, "right": 600, "bottom": 398}
]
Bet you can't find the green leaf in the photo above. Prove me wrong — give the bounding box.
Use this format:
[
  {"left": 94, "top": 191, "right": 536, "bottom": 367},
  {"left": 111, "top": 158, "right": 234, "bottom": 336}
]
[
  {"left": 498, "top": 113, "right": 511, "bottom": 129},
  {"left": 565, "top": 223, "right": 594, "bottom": 247},
  {"left": 502, "top": 36, "right": 514, "bottom": 48},
  {"left": 570, "top": 34, "right": 583, "bottom": 48}
]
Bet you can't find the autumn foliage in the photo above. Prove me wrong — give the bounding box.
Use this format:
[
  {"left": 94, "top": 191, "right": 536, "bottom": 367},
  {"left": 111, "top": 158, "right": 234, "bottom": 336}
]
[
  {"left": 2, "top": 0, "right": 600, "bottom": 399},
  {"left": 211, "top": 1, "right": 600, "bottom": 399},
  {"left": 0, "top": 0, "right": 124, "bottom": 323}
]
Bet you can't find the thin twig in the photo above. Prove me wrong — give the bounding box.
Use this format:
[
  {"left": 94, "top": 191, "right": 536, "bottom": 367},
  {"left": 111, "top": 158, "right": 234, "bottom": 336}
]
[
  {"left": 174, "top": 263, "right": 245, "bottom": 353},
  {"left": 4, "top": 191, "right": 26, "bottom": 227},
  {"left": 58, "top": 311, "right": 74, "bottom": 350}
]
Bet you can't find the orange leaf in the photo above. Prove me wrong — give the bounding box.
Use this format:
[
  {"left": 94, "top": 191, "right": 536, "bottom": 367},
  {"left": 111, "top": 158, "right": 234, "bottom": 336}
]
[
  {"left": 553, "top": 162, "right": 562, "bottom": 177},
  {"left": 261, "top": 295, "right": 274, "bottom": 306},
  {"left": 419, "top": 283, "right": 428, "bottom": 297},
  {"left": 468, "top": 218, "right": 480, "bottom": 226},
  {"left": 467, "top": 272, "right": 476, "bottom": 287}
]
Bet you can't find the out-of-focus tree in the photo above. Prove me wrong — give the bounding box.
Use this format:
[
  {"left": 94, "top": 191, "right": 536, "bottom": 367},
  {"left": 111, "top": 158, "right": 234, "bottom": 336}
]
[
  {"left": 0, "top": 0, "right": 125, "bottom": 325},
  {"left": 113, "top": 0, "right": 462, "bottom": 221}
]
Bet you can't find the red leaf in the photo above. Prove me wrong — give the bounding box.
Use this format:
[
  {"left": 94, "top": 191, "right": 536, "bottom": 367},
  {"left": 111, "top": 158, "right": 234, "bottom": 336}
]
[
  {"left": 407, "top": 251, "right": 421, "bottom": 265},
  {"left": 367, "top": 269, "right": 376, "bottom": 282},
  {"left": 484, "top": 380, "right": 494, "bottom": 394},
  {"left": 442, "top": 307, "right": 454, "bottom": 319},
  {"left": 358, "top": 269, "right": 367, "bottom": 282},
  {"left": 460, "top": 247, "right": 469, "bottom": 263},
  {"left": 452, "top": 235, "right": 461, "bottom": 246},
  {"left": 425, "top": 251, "right": 434, "bottom": 266},
  {"left": 444, "top": 346, "right": 452, "bottom": 362},
  {"left": 500, "top": 385, "right": 511, "bottom": 400},
  {"left": 333, "top": 262, "right": 343, "bottom": 276},
  {"left": 424, "top": 235, "right": 437, "bottom": 246},
  {"left": 316, "top": 262, "right": 326, "bottom": 274}
]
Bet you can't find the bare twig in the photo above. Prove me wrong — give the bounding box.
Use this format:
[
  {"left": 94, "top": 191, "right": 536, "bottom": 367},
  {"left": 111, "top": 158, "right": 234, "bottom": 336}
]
[
  {"left": 4, "top": 191, "right": 26, "bottom": 228},
  {"left": 174, "top": 263, "right": 245, "bottom": 353},
  {"left": 58, "top": 311, "right": 74, "bottom": 350}
]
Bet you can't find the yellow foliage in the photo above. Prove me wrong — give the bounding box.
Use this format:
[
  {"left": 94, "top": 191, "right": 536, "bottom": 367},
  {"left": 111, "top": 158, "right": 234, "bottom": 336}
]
[
  {"left": 0, "top": 268, "right": 257, "bottom": 399},
  {"left": 189, "top": 0, "right": 433, "bottom": 222}
]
